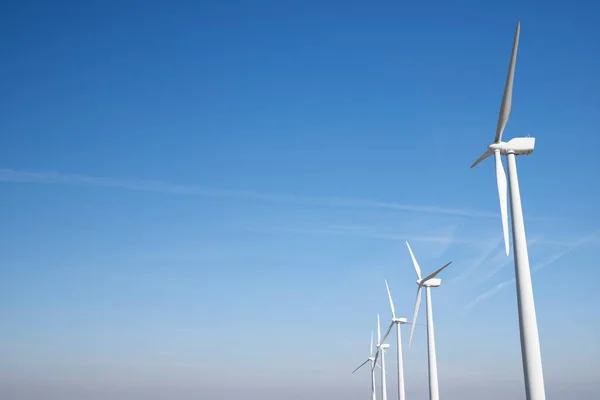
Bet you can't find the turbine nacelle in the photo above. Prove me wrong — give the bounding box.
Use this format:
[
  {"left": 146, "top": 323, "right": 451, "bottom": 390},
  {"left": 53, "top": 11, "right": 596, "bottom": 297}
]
[
  {"left": 418, "top": 278, "right": 441, "bottom": 287},
  {"left": 488, "top": 137, "right": 536, "bottom": 155},
  {"left": 392, "top": 317, "right": 408, "bottom": 324},
  {"left": 379, "top": 343, "right": 390, "bottom": 350}
]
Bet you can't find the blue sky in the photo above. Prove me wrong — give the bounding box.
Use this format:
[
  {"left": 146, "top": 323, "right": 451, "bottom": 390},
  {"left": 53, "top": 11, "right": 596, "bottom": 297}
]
[{"left": 1, "top": 0, "right": 599, "bottom": 399}]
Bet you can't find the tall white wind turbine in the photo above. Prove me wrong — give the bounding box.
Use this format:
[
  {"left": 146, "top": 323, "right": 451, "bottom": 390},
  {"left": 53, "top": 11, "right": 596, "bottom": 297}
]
[
  {"left": 379, "top": 280, "right": 408, "bottom": 400},
  {"left": 372, "top": 314, "right": 390, "bottom": 400},
  {"left": 406, "top": 242, "right": 452, "bottom": 400},
  {"left": 352, "top": 331, "right": 378, "bottom": 400},
  {"left": 470, "top": 21, "right": 546, "bottom": 400}
]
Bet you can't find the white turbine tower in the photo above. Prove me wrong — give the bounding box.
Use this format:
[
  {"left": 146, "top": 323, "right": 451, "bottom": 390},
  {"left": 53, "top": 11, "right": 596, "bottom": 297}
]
[
  {"left": 379, "top": 279, "right": 408, "bottom": 400},
  {"left": 406, "top": 241, "right": 452, "bottom": 400},
  {"left": 372, "top": 314, "right": 390, "bottom": 400},
  {"left": 470, "top": 20, "right": 546, "bottom": 400},
  {"left": 352, "top": 331, "right": 378, "bottom": 400}
]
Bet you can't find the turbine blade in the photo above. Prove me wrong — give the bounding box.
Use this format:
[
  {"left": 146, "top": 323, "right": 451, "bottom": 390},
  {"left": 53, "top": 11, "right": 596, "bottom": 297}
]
[
  {"left": 377, "top": 313, "right": 381, "bottom": 345},
  {"left": 352, "top": 359, "right": 370, "bottom": 374},
  {"left": 381, "top": 321, "right": 394, "bottom": 345},
  {"left": 384, "top": 279, "right": 396, "bottom": 318},
  {"left": 470, "top": 149, "right": 493, "bottom": 168},
  {"left": 408, "top": 287, "right": 422, "bottom": 347},
  {"left": 495, "top": 151, "right": 510, "bottom": 255},
  {"left": 405, "top": 241, "right": 422, "bottom": 280},
  {"left": 370, "top": 330, "right": 374, "bottom": 357},
  {"left": 372, "top": 350, "right": 380, "bottom": 368},
  {"left": 494, "top": 20, "right": 520, "bottom": 143},
  {"left": 421, "top": 261, "right": 452, "bottom": 284},
  {"left": 376, "top": 362, "right": 389, "bottom": 375}
]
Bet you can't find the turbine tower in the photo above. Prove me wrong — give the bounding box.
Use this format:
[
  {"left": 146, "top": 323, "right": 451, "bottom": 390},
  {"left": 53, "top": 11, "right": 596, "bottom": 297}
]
[
  {"left": 470, "top": 20, "right": 546, "bottom": 400},
  {"left": 352, "top": 331, "right": 378, "bottom": 400},
  {"left": 406, "top": 242, "right": 452, "bottom": 400},
  {"left": 380, "top": 279, "right": 408, "bottom": 400}
]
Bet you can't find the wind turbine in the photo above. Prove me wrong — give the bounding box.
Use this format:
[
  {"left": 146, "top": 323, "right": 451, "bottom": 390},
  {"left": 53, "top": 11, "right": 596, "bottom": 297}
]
[
  {"left": 379, "top": 279, "right": 408, "bottom": 400},
  {"left": 352, "top": 331, "right": 377, "bottom": 400},
  {"left": 372, "top": 314, "right": 390, "bottom": 400},
  {"left": 470, "top": 20, "right": 546, "bottom": 400},
  {"left": 406, "top": 241, "right": 452, "bottom": 400}
]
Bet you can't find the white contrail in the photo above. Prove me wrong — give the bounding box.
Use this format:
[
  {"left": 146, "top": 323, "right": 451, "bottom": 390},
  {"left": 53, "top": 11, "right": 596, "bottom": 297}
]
[
  {"left": 0, "top": 168, "right": 497, "bottom": 218},
  {"left": 466, "top": 229, "right": 600, "bottom": 310}
]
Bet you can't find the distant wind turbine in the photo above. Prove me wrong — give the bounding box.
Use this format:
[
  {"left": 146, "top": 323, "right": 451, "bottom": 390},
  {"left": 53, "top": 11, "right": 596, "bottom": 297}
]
[
  {"left": 352, "top": 331, "right": 378, "bottom": 400},
  {"left": 406, "top": 241, "right": 452, "bottom": 400},
  {"left": 469, "top": 20, "right": 546, "bottom": 400},
  {"left": 372, "top": 314, "right": 390, "bottom": 400},
  {"left": 379, "top": 279, "right": 408, "bottom": 400}
]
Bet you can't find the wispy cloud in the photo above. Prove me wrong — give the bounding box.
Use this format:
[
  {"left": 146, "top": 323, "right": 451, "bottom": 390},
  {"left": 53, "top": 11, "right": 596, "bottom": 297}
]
[
  {"left": 415, "top": 224, "right": 459, "bottom": 260},
  {"left": 449, "top": 237, "right": 502, "bottom": 285},
  {"left": 246, "top": 225, "right": 480, "bottom": 245},
  {"left": 465, "top": 280, "right": 514, "bottom": 310},
  {"left": 465, "top": 230, "right": 600, "bottom": 310},
  {"left": 531, "top": 230, "right": 600, "bottom": 273},
  {"left": 475, "top": 238, "right": 541, "bottom": 284},
  {"left": 0, "top": 168, "right": 498, "bottom": 218}
]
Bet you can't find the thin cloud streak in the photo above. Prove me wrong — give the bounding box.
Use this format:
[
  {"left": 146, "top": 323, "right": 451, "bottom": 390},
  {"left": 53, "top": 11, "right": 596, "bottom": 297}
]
[
  {"left": 247, "top": 226, "right": 484, "bottom": 245},
  {"left": 465, "top": 230, "right": 600, "bottom": 310},
  {"left": 0, "top": 168, "right": 498, "bottom": 218},
  {"left": 531, "top": 229, "right": 600, "bottom": 273},
  {"left": 476, "top": 238, "right": 540, "bottom": 284},
  {"left": 449, "top": 237, "right": 502, "bottom": 285},
  {"left": 465, "top": 280, "right": 514, "bottom": 310}
]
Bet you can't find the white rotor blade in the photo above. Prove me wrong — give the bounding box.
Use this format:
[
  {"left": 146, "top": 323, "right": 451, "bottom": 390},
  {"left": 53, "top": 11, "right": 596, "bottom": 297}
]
[
  {"left": 408, "top": 287, "right": 422, "bottom": 347},
  {"left": 370, "top": 330, "right": 374, "bottom": 357},
  {"left": 377, "top": 313, "right": 381, "bottom": 345},
  {"left": 405, "top": 241, "right": 422, "bottom": 280},
  {"left": 470, "top": 149, "right": 493, "bottom": 169},
  {"left": 384, "top": 279, "right": 396, "bottom": 318},
  {"left": 421, "top": 261, "right": 452, "bottom": 284},
  {"left": 381, "top": 321, "right": 395, "bottom": 345},
  {"left": 495, "top": 150, "right": 510, "bottom": 255},
  {"left": 495, "top": 20, "right": 520, "bottom": 143},
  {"left": 376, "top": 362, "right": 388, "bottom": 375},
  {"left": 352, "top": 359, "right": 370, "bottom": 374},
  {"left": 372, "top": 349, "right": 380, "bottom": 368}
]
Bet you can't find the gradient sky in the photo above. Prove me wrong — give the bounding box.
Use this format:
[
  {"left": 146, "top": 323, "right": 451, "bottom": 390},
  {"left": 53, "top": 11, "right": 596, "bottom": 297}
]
[{"left": 1, "top": 0, "right": 599, "bottom": 399}]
